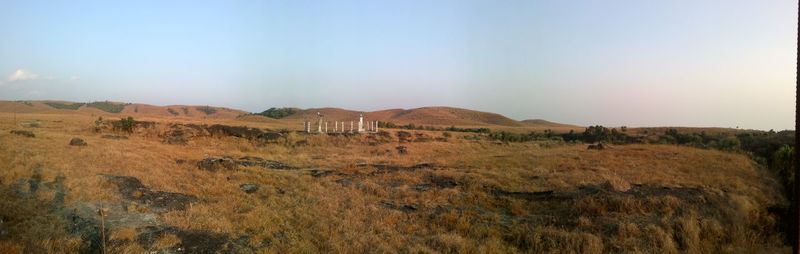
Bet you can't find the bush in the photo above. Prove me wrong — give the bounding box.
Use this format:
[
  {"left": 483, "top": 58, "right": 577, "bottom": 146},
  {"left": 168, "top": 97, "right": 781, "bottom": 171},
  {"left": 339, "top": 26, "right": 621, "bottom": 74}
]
[
  {"left": 197, "top": 106, "right": 217, "bottom": 115},
  {"left": 167, "top": 108, "right": 179, "bottom": 116},
  {"left": 771, "top": 145, "right": 795, "bottom": 201},
  {"left": 257, "top": 107, "right": 300, "bottom": 119},
  {"left": 113, "top": 117, "right": 136, "bottom": 133},
  {"left": 44, "top": 102, "right": 84, "bottom": 110},
  {"left": 86, "top": 101, "right": 128, "bottom": 113}
]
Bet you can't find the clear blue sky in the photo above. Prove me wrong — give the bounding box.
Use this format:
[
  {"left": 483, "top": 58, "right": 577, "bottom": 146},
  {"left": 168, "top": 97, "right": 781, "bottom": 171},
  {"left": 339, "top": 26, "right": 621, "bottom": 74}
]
[{"left": 0, "top": 0, "right": 796, "bottom": 130}]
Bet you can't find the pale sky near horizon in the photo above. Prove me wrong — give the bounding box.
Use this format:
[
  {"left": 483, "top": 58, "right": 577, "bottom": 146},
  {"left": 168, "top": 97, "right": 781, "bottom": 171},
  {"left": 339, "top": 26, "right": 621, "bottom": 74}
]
[{"left": 0, "top": 1, "right": 796, "bottom": 130}]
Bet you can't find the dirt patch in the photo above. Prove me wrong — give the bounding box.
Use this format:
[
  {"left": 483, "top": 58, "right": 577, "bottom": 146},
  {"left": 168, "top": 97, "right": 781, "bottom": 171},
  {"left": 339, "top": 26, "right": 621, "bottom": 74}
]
[
  {"left": 105, "top": 175, "right": 198, "bottom": 211},
  {"left": 10, "top": 130, "right": 34, "bottom": 138}
]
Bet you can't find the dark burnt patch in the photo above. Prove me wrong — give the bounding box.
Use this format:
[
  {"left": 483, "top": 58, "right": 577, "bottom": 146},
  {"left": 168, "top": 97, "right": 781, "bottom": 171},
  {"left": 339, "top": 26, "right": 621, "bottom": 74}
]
[
  {"left": 137, "top": 225, "right": 230, "bottom": 254},
  {"left": 105, "top": 175, "right": 198, "bottom": 211},
  {"left": 10, "top": 130, "right": 35, "bottom": 138},
  {"left": 491, "top": 184, "right": 706, "bottom": 203},
  {"left": 379, "top": 200, "right": 418, "bottom": 212}
]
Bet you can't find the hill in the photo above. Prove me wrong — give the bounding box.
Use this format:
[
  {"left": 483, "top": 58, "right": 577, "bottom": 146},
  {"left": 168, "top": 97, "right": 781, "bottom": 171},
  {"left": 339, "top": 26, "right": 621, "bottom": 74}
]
[
  {"left": 0, "top": 100, "right": 247, "bottom": 119},
  {"left": 0, "top": 100, "right": 583, "bottom": 129},
  {"left": 285, "top": 106, "right": 526, "bottom": 127}
]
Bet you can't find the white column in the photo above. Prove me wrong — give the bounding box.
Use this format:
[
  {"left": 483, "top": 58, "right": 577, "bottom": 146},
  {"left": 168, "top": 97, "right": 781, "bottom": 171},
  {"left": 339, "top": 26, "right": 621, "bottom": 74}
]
[
  {"left": 334, "top": 121, "right": 338, "bottom": 132},
  {"left": 350, "top": 121, "right": 353, "bottom": 133},
  {"left": 325, "top": 122, "right": 328, "bottom": 133},
  {"left": 358, "top": 114, "right": 364, "bottom": 133},
  {"left": 375, "top": 121, "right": 379, "bottom": 132}
]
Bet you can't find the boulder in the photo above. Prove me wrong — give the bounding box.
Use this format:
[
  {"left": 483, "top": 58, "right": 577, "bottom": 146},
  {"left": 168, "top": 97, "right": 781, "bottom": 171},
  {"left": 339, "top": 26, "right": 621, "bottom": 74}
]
[
  {"left": 239, "top": 184, "right": 259, "bottom": 194},
  {"left": 69, "top": 138, "right": 87, "bottom": 146},
  {"left": 197, "top": 157, "right": 237, "bottom": 171}
]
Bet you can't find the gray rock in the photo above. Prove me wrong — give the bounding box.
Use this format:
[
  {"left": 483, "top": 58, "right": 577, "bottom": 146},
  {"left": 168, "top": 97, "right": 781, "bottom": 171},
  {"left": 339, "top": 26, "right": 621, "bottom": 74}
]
[
  {"left": 69, "top": 137, "right": 87, "bottom": 146},
  {"left": 239, "top": 184, "right": 259, "bottom": 194}
]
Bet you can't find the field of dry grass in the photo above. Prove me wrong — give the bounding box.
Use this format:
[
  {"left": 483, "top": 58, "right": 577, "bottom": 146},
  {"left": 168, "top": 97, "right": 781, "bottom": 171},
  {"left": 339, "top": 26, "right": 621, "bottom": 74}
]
[{"left": 0, "top": 112, "right": 790, "bottom": 253}]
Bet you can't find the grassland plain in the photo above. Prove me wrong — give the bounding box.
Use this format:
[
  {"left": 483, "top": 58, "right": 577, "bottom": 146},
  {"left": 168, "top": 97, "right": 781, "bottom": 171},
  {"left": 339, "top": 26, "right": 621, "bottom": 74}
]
[{"left": 0, "top": 112, "right": 790, "bottom": 253}]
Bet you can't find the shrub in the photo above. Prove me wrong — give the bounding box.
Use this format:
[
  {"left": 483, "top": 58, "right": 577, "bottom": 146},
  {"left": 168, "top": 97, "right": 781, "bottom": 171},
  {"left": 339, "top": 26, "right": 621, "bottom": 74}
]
[
  {"left": 257, "top": 107, "right": 300, "bottom": 119},
  {"left": 113, "top": 117, "right": 136, "bottom": 133},
  {"left": 197, "top": 106, "right": 217, "bottom": 115},
  {"left": 166, "top": 108, "right": 179, "bottom": 116},
  {"left": 44, "top": 102, "right": 85, "bottom": 110},
  {"left": 771, "top": 145, "right": 795, "bottom": 201},
  {"left": 86, "top": 101, "right": 128, "bottom": 113}
]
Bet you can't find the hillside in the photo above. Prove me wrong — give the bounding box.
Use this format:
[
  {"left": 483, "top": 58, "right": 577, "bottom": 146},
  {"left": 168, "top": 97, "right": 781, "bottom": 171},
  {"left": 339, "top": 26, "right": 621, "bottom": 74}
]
[
  {"left": 286, "top": 106, "right": 527, "bottom": 127},
  {"left": 0, "top": 100, "right": 247, "bottom": 119},
  {"left": 0, "top": 100, "right": 583, "bottom": 129}
]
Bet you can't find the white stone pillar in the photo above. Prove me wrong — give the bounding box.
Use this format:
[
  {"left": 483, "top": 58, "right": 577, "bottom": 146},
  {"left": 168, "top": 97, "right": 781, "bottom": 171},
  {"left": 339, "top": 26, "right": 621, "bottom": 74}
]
[
  {"left": 358, "top": 114, "right": 364, "bottom": 133},
  {"left": 325, "top": 122, "right": 328, "bottom": 133},
  {"left": 375, "top": 121, "right": 379, "bottom": 132},
  {"left": 350, "top": 121, "right": 353, "bottom": 133}
]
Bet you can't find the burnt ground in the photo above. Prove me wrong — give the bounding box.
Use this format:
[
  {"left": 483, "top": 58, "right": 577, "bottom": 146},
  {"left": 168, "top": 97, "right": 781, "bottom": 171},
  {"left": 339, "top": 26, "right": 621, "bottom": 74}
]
[{"left": 105, "top": 175, "right": 199, "bottom": 211}]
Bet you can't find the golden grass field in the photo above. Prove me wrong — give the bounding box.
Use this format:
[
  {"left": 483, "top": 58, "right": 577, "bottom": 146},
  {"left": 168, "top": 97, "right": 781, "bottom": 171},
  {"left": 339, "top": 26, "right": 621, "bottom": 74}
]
[{"left": 0, "top": 112, "right": 790, "bottom": 253}]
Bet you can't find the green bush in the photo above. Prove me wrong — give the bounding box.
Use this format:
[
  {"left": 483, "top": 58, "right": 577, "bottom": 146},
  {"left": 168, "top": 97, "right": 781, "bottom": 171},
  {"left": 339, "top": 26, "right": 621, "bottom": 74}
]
[
  {"left": 86, "top": 101, "right": 127, "bottom": 113},
  {"left": 167, "top": 108, "right": 179, "bottom": 116},
  {"left": 197, "top": 106, "right": 217, "bottom": 115},
  {"left": 771, "top": 145, "right": 795, "bottom": 201},
  {"left": 257, "top": 107, "right": 300, "bottom": 119},
  {"left": 113, "top": 116, "right": 136, "bottom": 133},
  {"left": 44, "top": 102, "right": 85, "bottom": 110}
]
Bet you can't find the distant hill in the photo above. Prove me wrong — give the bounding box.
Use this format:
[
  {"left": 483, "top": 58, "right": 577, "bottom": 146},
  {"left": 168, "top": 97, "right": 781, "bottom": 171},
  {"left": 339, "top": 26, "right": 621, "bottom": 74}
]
[
  {"left": 0, "top": 100, "right": 581, "bottom": 129},
  {"left": 287, "top": 106, "right": 526, "bottom": 127},
  {"left": 521, "top": 119, "right": 581, "bottom": 128},
  {"left": 0, "top": 100, "right": 247, "bottom": 119}
]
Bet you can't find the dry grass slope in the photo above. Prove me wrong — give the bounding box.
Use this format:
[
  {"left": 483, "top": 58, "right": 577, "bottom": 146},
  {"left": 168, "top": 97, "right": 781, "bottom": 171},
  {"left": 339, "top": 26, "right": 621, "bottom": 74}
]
[{"left": 0, "top": 111, "right": 789, "bottom": 253}]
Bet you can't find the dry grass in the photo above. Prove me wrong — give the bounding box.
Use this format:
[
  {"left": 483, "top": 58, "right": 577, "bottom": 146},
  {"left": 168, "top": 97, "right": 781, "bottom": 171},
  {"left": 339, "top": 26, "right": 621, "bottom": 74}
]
[{"left": 0, "top": 112, "right": 790, "bottom": 253}]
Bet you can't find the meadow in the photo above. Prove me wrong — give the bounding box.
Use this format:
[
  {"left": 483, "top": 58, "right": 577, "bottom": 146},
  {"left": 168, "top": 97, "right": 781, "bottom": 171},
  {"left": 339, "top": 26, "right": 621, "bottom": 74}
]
[{"left": 0, "top": 112, "right": 790, "bottom": 253}]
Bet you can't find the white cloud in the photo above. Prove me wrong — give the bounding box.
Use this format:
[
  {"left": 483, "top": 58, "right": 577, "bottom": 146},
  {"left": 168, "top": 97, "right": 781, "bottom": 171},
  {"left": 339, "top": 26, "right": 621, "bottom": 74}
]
[{"left": 7, "top": 69, "right": 38, "bottom": 82}]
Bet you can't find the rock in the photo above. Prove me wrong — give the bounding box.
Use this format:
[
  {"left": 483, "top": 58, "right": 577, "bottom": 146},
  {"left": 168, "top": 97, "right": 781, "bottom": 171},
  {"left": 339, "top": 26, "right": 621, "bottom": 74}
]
[
  {"left": 10, "top": 130, "right": 34, "bottom": 138},
  {"left": 236, "top": 156, "right": 295, "bottom": 170},
  {"left": 239, "top": 184, "right": 259, "bottom": 194},
  {"left": 197, "top": 157, "right": 237, "bottom": 171},
  {"left": 309, "top": 169, "right": 332, "bottom": 178},
  {"left": 69, "top": 138, "right": 87, "bottom": 146},
  {"left": 294, "top": 140, "right": 309, "bottom": 146}
]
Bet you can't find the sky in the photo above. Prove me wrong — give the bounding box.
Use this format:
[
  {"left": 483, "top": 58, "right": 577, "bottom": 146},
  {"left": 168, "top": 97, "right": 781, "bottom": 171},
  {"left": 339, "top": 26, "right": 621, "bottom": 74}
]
[{"left": 0, "top": 0, "right": 796, "bottom": 130}]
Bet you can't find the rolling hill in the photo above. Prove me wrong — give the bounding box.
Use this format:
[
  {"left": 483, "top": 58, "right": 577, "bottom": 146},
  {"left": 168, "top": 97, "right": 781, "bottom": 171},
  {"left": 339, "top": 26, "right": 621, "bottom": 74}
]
[{"left": 0, "top": 100, "right": 580, "bottom": 129}]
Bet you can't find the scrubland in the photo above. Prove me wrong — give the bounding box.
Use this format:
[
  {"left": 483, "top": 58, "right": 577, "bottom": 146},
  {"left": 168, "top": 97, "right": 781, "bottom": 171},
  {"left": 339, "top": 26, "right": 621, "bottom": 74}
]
[{"left": 0, "top": 112, "right": 790, "bottom": 253}]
